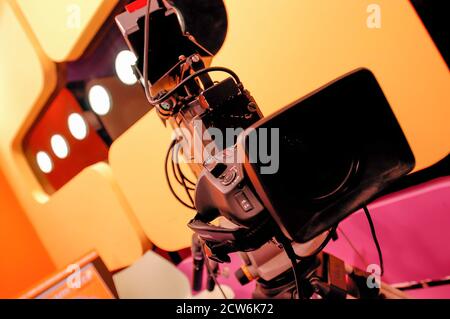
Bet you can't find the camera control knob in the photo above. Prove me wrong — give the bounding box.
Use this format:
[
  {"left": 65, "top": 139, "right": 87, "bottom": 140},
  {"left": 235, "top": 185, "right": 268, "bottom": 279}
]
[{"left": 221, "top": 169, "right": 236, "bottom": 186}]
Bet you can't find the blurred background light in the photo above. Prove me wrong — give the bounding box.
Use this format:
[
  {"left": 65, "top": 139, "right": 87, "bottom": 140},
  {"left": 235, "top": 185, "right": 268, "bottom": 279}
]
[
  {"left": 86, "top": 77, "right": 150, "bottom": 141},
  {"left": 115, "top": 50, "right": 138, "bottom": 85},
  {"left": 50, "top": 134, "right": 70, "bottom": 159},
  {"left": 68, "top": 113, "right": 89, "bottom": 140},
  {"left": 36, "top": 151, "right": 53, "bottom": 174},
  {"left": 88, "top": 85, "right": 112, "bottom": 116}
]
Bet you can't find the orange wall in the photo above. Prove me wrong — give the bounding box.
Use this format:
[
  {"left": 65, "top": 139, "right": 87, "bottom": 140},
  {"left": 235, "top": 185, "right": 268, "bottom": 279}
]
[{"left": 0, "top": 167, "right": 55, "bottom": 298}]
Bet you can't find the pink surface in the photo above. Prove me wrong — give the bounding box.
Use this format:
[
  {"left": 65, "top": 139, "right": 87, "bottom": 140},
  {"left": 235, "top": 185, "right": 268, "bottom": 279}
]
[
  {"left": 326, "top": 176, "right": 450, "bottom": 298},
  {"left": 179, "top": 177, "right": 450, "bottom": 299}
]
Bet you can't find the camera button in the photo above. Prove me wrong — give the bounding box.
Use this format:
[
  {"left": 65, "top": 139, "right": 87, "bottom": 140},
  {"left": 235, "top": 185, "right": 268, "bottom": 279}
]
[{"left": 234, "top": 191, "right": 253, "bottom": 212}]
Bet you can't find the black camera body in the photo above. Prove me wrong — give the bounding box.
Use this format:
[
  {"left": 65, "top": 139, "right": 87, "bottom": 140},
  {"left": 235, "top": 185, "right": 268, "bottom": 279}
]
[
  {"left": 188, "top": 69, "right": 415, "bottom": 262},
  {"left": 241, "top": 68, "right": 415, "bottom": 243},
  {"left": 116, "top": 1, "right": 415, "bottom": 263}
]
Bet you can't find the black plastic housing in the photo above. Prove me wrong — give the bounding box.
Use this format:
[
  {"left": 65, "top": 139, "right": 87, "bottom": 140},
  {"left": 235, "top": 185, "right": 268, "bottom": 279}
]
[{"left": 241, "top": 68, "right": 415, "bottom": 243}]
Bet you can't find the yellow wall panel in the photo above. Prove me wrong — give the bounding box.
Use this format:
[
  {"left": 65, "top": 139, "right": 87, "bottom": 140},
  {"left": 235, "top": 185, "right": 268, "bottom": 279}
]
[
  {"left": 109, "top": 113, "right": 194, "bottom": 251},
  {"left": 214, "top": 0, "right": 450, "bottom": 171},
  {"left": 32, "top": 163, "right": 146, "bottom": 271},
  {"left": 0, "top": 0, "right": 146, "bottom": 270},
  {"left": 15, "top": 0, "right": 118, "bottom": 62}
]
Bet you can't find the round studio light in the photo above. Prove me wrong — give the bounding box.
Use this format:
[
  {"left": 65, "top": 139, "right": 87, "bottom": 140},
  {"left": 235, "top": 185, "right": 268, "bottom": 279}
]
[
  {"left": 115, "top": 50, "right": 138, "bottom": 85},
  {"left": 50, "top": 134, "right": 70, "bottom": 159},
  {"left": 36, "top": 151, "right": 53, "bottom": 174},
  {"left": 88, "top": 85, "right": 112, "bottom": 116},
  {"left": 68, "top": 113, "right": 89, "bottom": 140}
]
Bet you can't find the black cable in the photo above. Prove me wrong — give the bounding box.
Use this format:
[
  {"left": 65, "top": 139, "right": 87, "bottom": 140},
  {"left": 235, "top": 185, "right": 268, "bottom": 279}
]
[
  {"left": 173, "top": 143, "right": 195, "bottom": 206},
  {"left": 176, "top": 162, "right": 195, "bottom": 205},
  {"left": 178, "top": 163, "right": 196, "bottom": 187},
  {"left": 363, "top": 206, "right": 384, "bottom": 276},
  {"left": 171, "top": 156, "right": 195, "bottom": 190},
  {"left": 202, "top": 245, "right": 228, "bottom": 299},
  {"left": 148, "top": 67, "right": 243, "bottom": 106},
  {"left": 171, "top": 145, "right": 195, "bottom": 190},
  {"left": 164, "top": 139, "right": 195, "bottom": 210},
  {"left": 180, "top": 169, "right": 196, "bottom": 187},
  {"left": 276, "top": 234, "right": 301, "bottom": 299},
  {"left": 173, "top": 142, "right": 196, "bottom": 187},
  {"left": 287, "top": 256, "right": 301, "bottom": 299},
  {"left": 143, "top": 0, "right": 153, "bottom": 103}
]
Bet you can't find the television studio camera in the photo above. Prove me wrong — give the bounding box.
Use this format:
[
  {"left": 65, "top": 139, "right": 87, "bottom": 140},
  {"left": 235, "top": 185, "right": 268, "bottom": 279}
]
[{"left": 116, "top": 0, "right": 415, "bottom": 299}]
